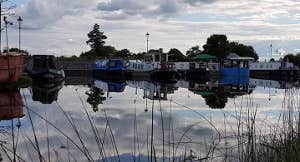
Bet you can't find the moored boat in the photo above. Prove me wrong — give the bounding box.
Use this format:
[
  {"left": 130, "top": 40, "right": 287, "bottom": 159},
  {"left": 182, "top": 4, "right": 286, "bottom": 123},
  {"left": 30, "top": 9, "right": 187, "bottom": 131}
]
[
  {"left": 220, "top": 53, "right": 254, "bottom": 77},
  {"left": 26, "top": 55, "right": 65, "bottom": 82},
  {"left": 250, "top": 58, "right": 299, "bottom": 80},
  {"left": 0, "top": 52, "right": 25, "bottom": 83},
  {"left": 127, "top": 48, "right": 178, "bottom": 82},
  {"left": 93, "top": 59, "right": 127, "bottom": 80}
]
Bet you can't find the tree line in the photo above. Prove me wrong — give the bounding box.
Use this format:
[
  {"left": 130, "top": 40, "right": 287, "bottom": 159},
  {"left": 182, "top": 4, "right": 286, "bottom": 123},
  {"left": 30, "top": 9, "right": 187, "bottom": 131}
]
[{"left": 64, "top": 24, "right": 260, "bottom": 61}]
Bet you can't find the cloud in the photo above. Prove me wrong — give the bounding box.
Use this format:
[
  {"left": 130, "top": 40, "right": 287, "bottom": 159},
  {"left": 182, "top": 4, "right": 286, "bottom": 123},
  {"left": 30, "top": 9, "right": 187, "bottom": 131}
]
[
  {"left": 17, "top": 0, "right": 98, "bottom": 29},
  {"left": 9, "top": 0, "right": 300, "bottom": 58}
]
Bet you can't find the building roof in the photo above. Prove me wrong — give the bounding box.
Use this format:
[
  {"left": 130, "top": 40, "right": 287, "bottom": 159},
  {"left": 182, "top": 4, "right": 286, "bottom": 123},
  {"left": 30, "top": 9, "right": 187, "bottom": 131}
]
[{"left": 192, "top": 54, "right": 218, "bottom": 61}]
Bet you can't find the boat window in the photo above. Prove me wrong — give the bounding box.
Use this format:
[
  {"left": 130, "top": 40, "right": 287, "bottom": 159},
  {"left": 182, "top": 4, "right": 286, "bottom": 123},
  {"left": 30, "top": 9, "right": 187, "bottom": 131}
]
[
  {"left": 109, "top": 61, "right": 116, "bottom": 67},
  {"left": 155, "top": 54, "right": 160, "bottom": 62},
  {"left": 33, "top": 57, "right": 44, "bottom": 70},
  {"left": 48, "top": 58, "right": 57, "bottom": 69}
]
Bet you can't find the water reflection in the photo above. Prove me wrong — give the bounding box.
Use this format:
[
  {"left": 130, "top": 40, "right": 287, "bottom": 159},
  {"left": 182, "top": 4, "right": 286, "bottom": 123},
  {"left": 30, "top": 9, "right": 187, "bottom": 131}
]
[
  {"left": 0, "top": 76, "right": 298, "bottom": 161},
  {"left": 30, "top": 81, "right": 64, "bottom": 104},
  {"left": 0, "top": 89, "right": 24, "bottom": 120},
  {"left": 127, "top": 80, "right": 178, "bottom": 101}
]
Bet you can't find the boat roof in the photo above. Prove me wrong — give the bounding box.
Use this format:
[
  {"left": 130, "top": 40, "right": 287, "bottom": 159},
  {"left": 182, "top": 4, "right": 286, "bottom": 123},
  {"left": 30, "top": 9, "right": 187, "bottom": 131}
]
[{"left": 227, "top": 53, "right": 254, "bottom": 60}]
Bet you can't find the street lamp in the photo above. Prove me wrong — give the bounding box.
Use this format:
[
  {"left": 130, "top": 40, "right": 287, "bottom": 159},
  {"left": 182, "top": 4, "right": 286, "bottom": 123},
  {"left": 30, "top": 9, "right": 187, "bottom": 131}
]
[
  {"left": 145, "top": 32, "right": 150, "bottom": 62},
  {"left": 146, "top": 32, "right": 149, "bottom": 54},
  {"left": 17, "top": 16, "right": 23, "bottom": 53},
  {"left": 3, "top": 16, "right": 12, "bottom": 55}
]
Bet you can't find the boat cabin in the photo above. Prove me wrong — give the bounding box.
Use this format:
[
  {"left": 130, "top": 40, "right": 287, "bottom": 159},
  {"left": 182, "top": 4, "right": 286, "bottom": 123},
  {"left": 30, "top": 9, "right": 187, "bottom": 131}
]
[
  {"left": 32, "top": 55, "right": 59, "bottom": 73},
  {"left": 145, "top": 48, "right": 174, "bottom": 70},
  {"left": 94, "top": 59, "right": 126, "bottom": 71},
  {"left": 191, "top": 54, "right": 220, "bottom": 71},
  {"left": 221, "top": 53, "right": 254, "bottom": 77},
  {"left": 250, "top": 59, "right": 299, "bottom": 71}
]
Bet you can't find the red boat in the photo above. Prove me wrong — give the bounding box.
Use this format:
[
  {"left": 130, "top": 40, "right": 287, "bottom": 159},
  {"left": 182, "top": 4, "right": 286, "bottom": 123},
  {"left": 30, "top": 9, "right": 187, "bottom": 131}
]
[{"left": 0, "top": 53, "right": 25, "bottom": 83}]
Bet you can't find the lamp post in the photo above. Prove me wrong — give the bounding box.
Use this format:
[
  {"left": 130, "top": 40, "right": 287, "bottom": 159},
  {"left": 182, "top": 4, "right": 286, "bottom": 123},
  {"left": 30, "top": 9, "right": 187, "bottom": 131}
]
[
  {"left": 3, "top": 16, "right": 11, "bottom": 55},
  {"left": 17, "top": 16, "right": 23, "bottom": 53},
  {"left": 145, "top": 32, "right": 150, "bottom": 62},
  {"left": 146, "top": 32, "right": 149, "bottom": 54}
]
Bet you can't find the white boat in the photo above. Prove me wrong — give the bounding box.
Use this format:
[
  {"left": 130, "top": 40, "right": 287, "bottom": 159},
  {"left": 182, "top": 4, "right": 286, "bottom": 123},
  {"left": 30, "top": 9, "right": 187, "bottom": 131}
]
[
  {"left": 250, "top": 59, "right": 299, "bottom": 80},
  {"left": 127, "top": 48, "right": 178, "bottom": 82}
]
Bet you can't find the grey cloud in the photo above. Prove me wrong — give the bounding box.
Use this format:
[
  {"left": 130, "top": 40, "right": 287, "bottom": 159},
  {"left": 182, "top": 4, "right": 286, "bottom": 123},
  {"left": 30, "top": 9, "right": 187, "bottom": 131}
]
[
  {"left": 97, "top": 0, "right": 182, "bottom": 20},
  {"left": 17, "top": 0, "right": 97, "bottom": 29},
  {"left": 183, "top": 0, "right": 218, "bottom": 5}
]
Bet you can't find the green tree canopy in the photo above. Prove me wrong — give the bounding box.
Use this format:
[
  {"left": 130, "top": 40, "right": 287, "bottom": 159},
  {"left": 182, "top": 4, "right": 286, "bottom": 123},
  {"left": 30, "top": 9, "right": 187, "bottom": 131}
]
[
  {"left": 203, "top": 34, "right": 230, "bottom": 59},
  {"left": 228, "top": 42, "right": 259, "bottom": 61},
  {"left": 168, "top": 48, "right": 186, "bottom": 62},
  {"left": 115, "top": 49, "right": 132, "bottom": 58},
  {"left": 86, "top": 24, "right": 107, "bottom": 52},
  {"left": 284, "top": 54, "right": 300, "bottom": 68},
  {"left": 80, "top": 45, "right": 117, "bottom": 59}
]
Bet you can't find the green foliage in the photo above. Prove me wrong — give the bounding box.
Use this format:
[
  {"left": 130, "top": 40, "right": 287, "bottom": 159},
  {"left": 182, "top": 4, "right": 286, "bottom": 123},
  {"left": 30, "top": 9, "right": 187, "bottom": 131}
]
[
  {"left": 228, "top": 42, "right": 259, "bottom": 61},
  {"left": 17, "top": 74, "right": 32, "bottom": 88},
  {"left": 86, "top": 24, "right": 107, "bottom": 52},
  {"left": 115, "top": 49, "right": 132, "bottom": 58},
  {"left": 186, "top": 46, "right": 202, "bottom": 59},
  {"left": 203, "top": 34, "right": 230, "bottom": 59},
  {"left": 284, "top": 54, "right": 300, "bottom": 68},
  {"left": 7, "top": 48, "right": 30, "bottom": 55},
  {"left": 168, "top": 48, "right": 186, "bottom": 62},
  {"left": 192, "top": 34, "right": 259, "bottom": 60},
  {"left": 80, "top": 45, "right": 117, "bottom": 59}
]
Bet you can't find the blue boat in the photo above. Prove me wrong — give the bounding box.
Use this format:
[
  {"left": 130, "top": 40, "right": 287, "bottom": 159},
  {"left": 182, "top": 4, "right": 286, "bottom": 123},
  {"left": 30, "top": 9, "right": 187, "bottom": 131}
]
[
  {"left": 93, "top": 59, "right": 127, "bottom": 80},
  {"left": 220, "top": 53, "right": 254, "bottom": 77}
]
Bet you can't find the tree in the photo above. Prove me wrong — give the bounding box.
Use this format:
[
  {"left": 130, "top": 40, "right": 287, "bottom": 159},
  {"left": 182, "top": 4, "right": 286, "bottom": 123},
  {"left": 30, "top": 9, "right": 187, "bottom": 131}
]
[
  {"left": 228, "top": 42, "right": 259, "bottom": 61},
  {"left": 115, "top": 49, "right": 132, "bottom": 58},
  {"left": 203, "top": 34, "right": 230, "bottom": 59},
  {"left": 186, "top": 46, "right": 202, "bottom": 59},
  {"left": 284, "top": 54, "right": 300, "bottom": 68},
  {"left": 168, "top": 48, "right": 186, "bottom": 62},
  {"left": 86, "top": 24, "right": 107, "bottom": 52},
  {"left": 80, "top": 45, "right": 117, "bottom": 58}
]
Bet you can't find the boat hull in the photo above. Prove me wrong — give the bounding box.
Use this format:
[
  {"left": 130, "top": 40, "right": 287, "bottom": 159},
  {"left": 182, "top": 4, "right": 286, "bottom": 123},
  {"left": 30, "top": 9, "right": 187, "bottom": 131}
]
[
  {"left": 220, "top": 67, "right": 250, "bottom": 77},
  {"left": 93, "top": 69, "right": 127, "bottom": 81},
  {"left": 0, "top": 55, "right": 25, "bottom": 83}
]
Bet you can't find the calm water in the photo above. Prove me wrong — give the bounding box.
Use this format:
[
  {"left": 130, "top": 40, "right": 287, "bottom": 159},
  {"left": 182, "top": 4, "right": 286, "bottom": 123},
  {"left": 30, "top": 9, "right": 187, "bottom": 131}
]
[{"left": 0, "top": 77, "right": 299, "bottom": 161}]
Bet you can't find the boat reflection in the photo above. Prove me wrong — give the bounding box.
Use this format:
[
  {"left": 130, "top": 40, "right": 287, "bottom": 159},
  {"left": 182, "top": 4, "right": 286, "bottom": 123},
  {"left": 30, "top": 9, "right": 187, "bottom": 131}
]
[
  {"left": 249, "top": 78, "right": 299, "bottom": 89},
  {"left": 30, "top": 81, "right": 64, "bottom": 104},
  {"left": 0, "top": 89, "right": 24, "bottom": 120},
  {"left": 127, "top": 80, "right": 178, "bottom": 101},
  {"left": 178, "top": 76, "right": 255, "bottom": 109}
]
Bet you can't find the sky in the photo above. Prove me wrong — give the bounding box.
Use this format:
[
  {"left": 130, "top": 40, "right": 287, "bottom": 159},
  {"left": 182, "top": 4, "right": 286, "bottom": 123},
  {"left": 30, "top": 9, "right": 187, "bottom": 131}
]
[{"left": 6, "top": 0, "right": 300, "bottom": 60}]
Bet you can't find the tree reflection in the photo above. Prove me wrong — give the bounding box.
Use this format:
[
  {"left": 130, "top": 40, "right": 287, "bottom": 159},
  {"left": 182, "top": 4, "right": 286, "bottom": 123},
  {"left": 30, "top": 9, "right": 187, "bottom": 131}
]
[
  {"left": 203, "top": 87, "right": 228, "bottom": 109},
  {"left": 86, "top": 87, "right": 106, "bottom": 112}
]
